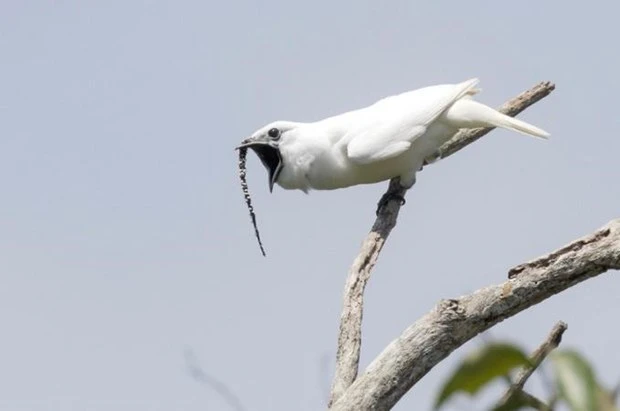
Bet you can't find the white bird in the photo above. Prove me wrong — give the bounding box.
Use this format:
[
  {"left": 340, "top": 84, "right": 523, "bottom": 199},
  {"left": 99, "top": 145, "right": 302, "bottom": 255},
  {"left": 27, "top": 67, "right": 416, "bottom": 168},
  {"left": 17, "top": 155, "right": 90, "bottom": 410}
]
[{"left": 238, "top": 78, "right": 548, "bottom": 211}]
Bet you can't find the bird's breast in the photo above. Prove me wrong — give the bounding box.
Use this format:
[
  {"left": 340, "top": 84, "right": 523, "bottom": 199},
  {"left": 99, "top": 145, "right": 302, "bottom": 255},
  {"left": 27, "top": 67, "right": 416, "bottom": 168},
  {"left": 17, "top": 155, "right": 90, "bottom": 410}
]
[{"left": 304, "top": 148, "right": 420, "bottom": 190}]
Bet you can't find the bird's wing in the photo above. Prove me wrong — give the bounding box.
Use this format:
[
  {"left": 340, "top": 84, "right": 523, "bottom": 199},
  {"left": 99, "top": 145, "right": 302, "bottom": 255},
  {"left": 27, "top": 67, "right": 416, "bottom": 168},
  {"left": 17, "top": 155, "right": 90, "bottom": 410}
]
[{"left": 345, "top": 78, "right": 480, "bottom": 165}]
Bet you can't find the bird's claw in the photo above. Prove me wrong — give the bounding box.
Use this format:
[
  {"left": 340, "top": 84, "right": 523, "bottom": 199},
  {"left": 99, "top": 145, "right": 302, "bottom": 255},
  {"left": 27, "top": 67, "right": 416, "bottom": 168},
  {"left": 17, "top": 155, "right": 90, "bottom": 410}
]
[{"left": 376, "top": 191, "right": 407, "bottom": 215}]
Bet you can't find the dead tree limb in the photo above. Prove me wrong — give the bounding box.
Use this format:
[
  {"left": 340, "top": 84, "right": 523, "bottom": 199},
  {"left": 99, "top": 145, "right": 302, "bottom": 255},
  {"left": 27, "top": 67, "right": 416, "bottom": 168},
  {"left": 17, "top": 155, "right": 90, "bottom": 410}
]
[{"left": 331, "top": 219, "right": 620, "bottom": 410}]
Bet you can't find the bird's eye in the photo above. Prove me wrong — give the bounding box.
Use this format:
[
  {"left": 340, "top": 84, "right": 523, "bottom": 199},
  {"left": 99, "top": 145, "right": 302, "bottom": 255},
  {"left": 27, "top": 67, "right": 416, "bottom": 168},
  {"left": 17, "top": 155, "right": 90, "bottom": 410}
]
[{"left": 267, "top": 128, "right": 281, "bottom": 139}]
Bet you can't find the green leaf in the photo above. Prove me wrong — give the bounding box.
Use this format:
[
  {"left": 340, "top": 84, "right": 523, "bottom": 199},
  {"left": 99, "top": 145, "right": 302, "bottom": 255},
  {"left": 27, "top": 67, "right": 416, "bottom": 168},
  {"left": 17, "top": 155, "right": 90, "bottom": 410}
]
[
  {"left": 551, "top": 349, "right": 599, "bottom": 411},
  {"left": 434, "top": 343, "right": 531, "bottom": 409},
  {"left": 492, "top": 390, "right": 535, "bottom": 411}
]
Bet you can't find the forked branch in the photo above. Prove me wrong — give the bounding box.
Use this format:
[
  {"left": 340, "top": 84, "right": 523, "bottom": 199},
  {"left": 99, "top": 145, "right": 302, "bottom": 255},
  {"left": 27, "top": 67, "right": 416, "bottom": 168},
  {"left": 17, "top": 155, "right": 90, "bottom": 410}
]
[{"left": 332, "top": 219, "right": 620, "bottom": 410}]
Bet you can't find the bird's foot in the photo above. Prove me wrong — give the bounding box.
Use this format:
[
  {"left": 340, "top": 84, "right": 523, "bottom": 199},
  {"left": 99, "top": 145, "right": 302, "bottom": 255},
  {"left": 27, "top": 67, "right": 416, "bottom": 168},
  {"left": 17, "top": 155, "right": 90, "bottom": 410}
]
[{"left": 376, "top": 190, "right": 407, "bottom": 215}]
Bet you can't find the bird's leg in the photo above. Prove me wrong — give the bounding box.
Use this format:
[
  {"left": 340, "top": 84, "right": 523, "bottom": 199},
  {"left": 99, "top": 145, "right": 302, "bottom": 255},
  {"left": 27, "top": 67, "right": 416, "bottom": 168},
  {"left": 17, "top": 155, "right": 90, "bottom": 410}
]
[{"left": 375, "top": 178, "right": 409, "bottom": 215}]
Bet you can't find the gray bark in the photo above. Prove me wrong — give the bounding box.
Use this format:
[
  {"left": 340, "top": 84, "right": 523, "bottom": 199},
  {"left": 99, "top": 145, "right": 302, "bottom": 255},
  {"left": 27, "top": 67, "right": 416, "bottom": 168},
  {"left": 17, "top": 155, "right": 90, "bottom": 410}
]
[{"left": 331, "top": 220, "right": 620, "bottom": 410}]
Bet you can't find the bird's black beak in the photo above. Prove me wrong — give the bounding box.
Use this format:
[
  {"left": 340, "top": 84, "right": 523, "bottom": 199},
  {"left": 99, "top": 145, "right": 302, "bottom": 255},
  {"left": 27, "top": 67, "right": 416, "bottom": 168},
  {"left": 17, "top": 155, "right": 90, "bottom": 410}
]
[{"left": 236, "top": 139, "right": 283, "bottom": 193}]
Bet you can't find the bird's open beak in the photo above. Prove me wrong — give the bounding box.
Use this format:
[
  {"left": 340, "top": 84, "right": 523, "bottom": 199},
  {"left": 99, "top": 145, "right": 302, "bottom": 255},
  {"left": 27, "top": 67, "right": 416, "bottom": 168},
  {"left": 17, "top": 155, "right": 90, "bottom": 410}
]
[{"left": 236, "top": 138, "right": 283, "bottom": 193}]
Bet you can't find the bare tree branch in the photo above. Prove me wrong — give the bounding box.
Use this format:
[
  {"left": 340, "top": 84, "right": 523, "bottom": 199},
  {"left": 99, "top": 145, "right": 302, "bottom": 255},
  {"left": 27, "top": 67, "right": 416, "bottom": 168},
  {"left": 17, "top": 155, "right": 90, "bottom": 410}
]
[
  {"left": 331, "top": 219, "right": 620, "bottom": 410},
  {"left": 184, "top": 348, "right": 247, "bottom": 411},
  {"left": 328, "top": 178, "right": 405, "bottom": 407},
  {"left": 328, "top": 81, "right": 556, "bottom": 406},
  {"left": 495, "top": 321, "right": 568, "bottom": 409}
]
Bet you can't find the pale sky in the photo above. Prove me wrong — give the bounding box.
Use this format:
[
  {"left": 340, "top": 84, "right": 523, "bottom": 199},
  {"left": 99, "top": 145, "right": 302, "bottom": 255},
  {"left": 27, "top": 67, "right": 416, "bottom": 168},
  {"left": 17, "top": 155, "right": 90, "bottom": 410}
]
[{"left": 1, "top": 1, "right": 619, "bottom": 410}]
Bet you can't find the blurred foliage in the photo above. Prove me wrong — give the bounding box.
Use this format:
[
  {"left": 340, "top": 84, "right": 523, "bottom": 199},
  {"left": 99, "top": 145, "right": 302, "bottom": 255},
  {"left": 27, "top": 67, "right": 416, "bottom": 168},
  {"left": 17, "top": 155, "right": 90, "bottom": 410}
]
[
  {"left": 435, "top": 342, "right": 618, "bottom": 411},
  {"left": 434, "top": 343, "right": 530, "bottom": 409}
]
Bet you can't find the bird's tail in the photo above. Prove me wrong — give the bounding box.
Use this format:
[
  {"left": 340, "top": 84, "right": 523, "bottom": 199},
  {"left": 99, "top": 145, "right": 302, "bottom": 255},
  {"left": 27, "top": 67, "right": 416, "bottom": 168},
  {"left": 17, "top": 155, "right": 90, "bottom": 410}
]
[{"left": 442, "top": 98, "right": 550, "bottom": 139}]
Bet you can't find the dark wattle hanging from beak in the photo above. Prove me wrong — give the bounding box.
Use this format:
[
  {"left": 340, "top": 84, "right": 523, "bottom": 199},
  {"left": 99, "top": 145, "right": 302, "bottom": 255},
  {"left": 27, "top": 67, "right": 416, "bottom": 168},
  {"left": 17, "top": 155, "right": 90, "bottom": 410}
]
[
  {"left": 235, "top": 136, "right": 285, "bottom": 256},
  {"left": 236, "top": 147, "right": 267, "bottom": 256}
]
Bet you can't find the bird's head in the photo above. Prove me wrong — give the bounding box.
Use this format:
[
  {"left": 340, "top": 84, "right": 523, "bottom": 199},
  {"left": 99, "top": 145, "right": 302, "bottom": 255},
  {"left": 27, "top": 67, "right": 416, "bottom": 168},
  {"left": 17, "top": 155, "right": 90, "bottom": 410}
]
[{"left": 236, "top": 121, "right": 299, "bottom": 192}]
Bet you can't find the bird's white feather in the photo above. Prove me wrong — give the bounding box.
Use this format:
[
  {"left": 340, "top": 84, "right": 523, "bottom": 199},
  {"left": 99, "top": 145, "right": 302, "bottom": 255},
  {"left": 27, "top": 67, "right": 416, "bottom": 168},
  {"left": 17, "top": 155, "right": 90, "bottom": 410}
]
[
  {"left": 345, "top": 78, "right": 480, "bottom": 164},
  {"left": 441, "top": 99, "right": 550, "bottom": 138}
]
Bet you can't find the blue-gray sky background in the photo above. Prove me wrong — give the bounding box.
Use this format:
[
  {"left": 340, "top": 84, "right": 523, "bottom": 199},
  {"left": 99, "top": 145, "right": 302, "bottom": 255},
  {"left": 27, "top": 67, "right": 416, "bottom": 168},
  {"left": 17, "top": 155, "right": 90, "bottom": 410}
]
[{"left": 1, "top": 1, "right": 619, "bottom": 410}]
